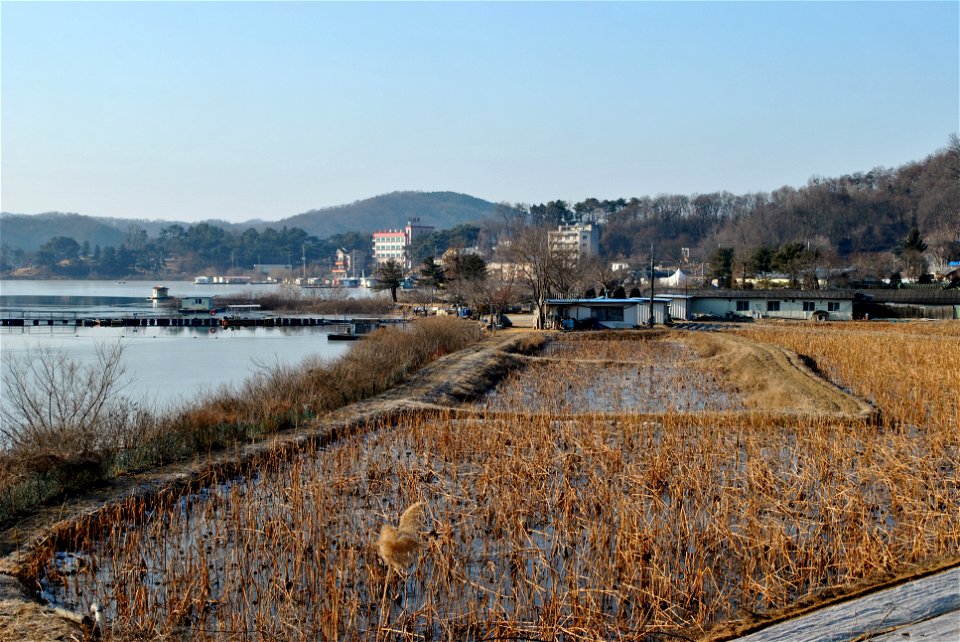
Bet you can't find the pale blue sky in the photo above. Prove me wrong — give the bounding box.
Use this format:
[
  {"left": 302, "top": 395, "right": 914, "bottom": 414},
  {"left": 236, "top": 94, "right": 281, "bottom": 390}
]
[{"left": 2, "top": 1, "right": 957, "bottom": 223}]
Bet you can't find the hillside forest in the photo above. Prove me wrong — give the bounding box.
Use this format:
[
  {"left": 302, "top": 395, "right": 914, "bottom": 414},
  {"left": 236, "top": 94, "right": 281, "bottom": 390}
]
[{"left": 1, "top": 137, "right": 957, "bottom": 284}]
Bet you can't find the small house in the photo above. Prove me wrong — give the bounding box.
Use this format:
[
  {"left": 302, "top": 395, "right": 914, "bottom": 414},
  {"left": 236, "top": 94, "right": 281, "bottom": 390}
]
[
  {"left": 149, "top": 285, "right": 170, "bottom": 300},
  {"left": 179, "top": 295, "right": 216, "bottom": 313},
  {"left": 544, "top": 297, "right": 671, "bottom": 328}
]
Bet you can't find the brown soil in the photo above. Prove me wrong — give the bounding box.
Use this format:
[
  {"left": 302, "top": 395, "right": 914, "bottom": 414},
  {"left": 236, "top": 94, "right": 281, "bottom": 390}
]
[{"left": 0, "top": 328, "right": 885, "bottom": 640}]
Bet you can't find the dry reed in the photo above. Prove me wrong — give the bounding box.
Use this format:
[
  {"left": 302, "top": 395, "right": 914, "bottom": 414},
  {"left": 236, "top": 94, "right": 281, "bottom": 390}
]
[
  {"left": 378, "top": 502, "right": 425, "bottom": 573},
  {"left": 25, "top": 326, "right": 960, "bottom": 641}
]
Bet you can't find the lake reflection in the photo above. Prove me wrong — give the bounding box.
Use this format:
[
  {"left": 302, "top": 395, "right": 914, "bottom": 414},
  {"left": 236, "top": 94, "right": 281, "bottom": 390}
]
[
  {"left": 0, "top": 280, "right": 364, "bottom": 409},
  {"left": 0, "top": 325, "right": 352, "bottom": 409}
]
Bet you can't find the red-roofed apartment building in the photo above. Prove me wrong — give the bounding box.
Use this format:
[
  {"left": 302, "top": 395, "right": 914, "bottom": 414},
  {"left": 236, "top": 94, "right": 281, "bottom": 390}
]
[{"left": 372, "top": 218, "right": 434, "bottom": 269}]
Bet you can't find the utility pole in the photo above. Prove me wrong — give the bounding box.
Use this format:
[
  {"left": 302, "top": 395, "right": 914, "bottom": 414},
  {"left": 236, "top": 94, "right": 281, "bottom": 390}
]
[
  {"left": 648, "top": 244, "right": 655, "bottom": 327},
  {"left": 301, "top": 244, "right": 307, "bottom": 279}
]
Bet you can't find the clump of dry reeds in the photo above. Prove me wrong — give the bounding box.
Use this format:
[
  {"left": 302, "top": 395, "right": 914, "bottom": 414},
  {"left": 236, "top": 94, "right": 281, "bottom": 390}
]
[
  {"left": 217, "top": 289, "right": 395, "bottom": 316},
  {"left": 378, "top": 501, "right": 425, "bottom": 572}
]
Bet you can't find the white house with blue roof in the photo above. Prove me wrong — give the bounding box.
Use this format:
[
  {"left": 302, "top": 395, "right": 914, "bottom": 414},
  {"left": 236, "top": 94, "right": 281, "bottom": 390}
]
[{"left": 543, "top": 297, "right": 672, "bottom": 328}]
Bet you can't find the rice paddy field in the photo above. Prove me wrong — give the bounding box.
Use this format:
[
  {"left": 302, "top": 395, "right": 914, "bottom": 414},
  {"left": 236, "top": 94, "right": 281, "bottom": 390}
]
[{"left": 24, "top": 323, "right": 960, "bottom": 641}]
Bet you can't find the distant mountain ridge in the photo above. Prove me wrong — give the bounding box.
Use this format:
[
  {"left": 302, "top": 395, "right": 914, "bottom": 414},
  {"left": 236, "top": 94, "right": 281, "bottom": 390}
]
[
  {"left": 0, "top": 191, "right": 498, "bottom": 251},
  {"left": 0, "top": 212, "right": 128, "bottom": 253}
]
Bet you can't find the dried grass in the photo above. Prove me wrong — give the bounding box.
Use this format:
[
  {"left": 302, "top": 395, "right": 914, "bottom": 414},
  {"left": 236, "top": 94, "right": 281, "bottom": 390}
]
[{"left": 20, "top": 325, "right": 960, "bottom": 640}]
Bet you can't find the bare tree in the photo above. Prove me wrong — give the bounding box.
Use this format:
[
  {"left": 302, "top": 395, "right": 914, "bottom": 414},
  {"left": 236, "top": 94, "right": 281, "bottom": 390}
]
[
  {"left": 548, "top": 247, "right": 583, "bottom": 298},
  {"left": 502, "top": 225, "right": 553, "bottom": 328},
  {"left": 496, "top": 202, "right": 529, "bottom": 230},
  {"left": 1, "top": 342, "right": 137, "bottom": 455}
]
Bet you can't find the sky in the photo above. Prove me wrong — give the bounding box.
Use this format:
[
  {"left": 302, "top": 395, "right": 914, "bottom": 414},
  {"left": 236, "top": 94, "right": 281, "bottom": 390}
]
[{"left": 1, "top": 1, "right": 957, "bottom": 223}]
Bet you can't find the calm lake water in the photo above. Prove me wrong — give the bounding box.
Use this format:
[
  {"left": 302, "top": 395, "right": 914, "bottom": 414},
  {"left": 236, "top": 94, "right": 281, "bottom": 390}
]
[{"left": 0, "top": 280, "right": 369, "bottom": 409}]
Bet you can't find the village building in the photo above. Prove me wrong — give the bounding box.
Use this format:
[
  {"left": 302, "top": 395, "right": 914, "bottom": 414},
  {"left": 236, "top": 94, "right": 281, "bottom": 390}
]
[
  {"left": 253, "top": 263, "right": 293, "bottom": 276},
  {"left": 332, "top": 248, "right": 366, "bottom": 279},
  {"left": 372, "top": 218, "right": 434, "bottom": 269},
  {"left": 487, "top": 261, "right": 529, "bottom": 281},
  {"left": 543, "top": 297, "right": 672, "bottom": 328},
  {"left": 680, "top": 289, "right": 856, "bottom": 321},
  {"left": 178, "top": 295, "right": 216, "bottom": 313},
  {"left": 548, "top": 223, "right": 600, "bottom": 260},
  {"left": 857, "top": 289, "right": 960, "bottom": 320}
]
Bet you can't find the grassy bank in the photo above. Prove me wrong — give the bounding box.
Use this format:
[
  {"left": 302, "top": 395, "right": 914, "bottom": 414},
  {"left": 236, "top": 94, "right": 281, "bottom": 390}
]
[
  {"left": 216, "top": 289, "right": 396, "bottom": 316},
  {"left": 0, "top": 317, "right": 481, "bottom": 524}
]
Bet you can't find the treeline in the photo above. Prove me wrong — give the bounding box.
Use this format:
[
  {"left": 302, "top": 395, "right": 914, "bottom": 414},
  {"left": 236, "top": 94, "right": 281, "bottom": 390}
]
[
  {"left": 507, "top": 138, "right": 958, "bottom": 270},
  {"left": 2, "top": 138, "right": 957, "bottom": 279},
  {"left": 0, "top": 223, "right": 370, "bottom": 279}
]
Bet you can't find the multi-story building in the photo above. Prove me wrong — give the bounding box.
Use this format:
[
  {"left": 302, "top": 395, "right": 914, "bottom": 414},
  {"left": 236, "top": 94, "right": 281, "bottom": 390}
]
[
  {"left": 372, "top": 218, "right": 434, "bottom": 269},
  {"left": 332, "top": 248, "right": 366, "bottom": 279},
  {"left": 548, "top": 223, "right": 600, "bottom": 261}
]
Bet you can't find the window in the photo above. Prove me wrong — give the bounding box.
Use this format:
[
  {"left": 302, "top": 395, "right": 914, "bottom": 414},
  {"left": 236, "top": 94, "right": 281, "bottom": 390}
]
[
  {"left": 828, "top": 301, "right": 840, "bottom": 312},
  {"left": 767, "top": 301, "right": 781, "bottom": 312},
  {"left": 802, "top": 301, "right": 816, "bottom": 312},
  {"left": 591, "top": 306, "right": 624, "bottom": 322},
  {"left": 736, "top": 300, "right": 749, "bottom": 312}
]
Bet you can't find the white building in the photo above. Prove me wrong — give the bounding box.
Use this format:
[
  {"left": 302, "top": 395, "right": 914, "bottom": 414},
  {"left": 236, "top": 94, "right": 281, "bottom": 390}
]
[
  {"left": 372, "top": 218, "right": 434, "bottom": 269},
  {"left": 665, "top": 289, "right": 856, "bottom": 321},
  {"left": 543, "top": 297, "right": 671, "bottom": 328},
  {"left": 179, "top": 295, "right": 216, "bottom": 313},
  {"left": 548, "top": 224, "right": 600, "bottom": 260}
]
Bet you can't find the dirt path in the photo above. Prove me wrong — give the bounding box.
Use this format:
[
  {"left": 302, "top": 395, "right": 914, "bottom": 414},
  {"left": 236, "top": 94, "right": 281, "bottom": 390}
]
[
  {"left": 675, "top": 331, "right": 878, "bottom": 421},
  {"left": 0, "top": 328, "right": 889, "bottom": 639}
]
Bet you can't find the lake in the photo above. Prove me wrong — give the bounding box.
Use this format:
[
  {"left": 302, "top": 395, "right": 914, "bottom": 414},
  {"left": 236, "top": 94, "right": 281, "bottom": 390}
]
[{"left": 0, "top": 280, "right": 365, "bottom": 409}]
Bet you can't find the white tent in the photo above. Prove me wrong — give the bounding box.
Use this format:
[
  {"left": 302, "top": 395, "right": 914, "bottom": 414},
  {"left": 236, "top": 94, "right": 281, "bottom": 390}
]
[{"left": 662, "top": 269, "right": 689, "bottom": 287}]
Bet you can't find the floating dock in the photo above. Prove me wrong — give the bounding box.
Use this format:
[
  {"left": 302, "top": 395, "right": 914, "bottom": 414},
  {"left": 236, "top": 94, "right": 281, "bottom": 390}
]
[{"left": 0, "top": 313, "right": 405, "bottom": 330}]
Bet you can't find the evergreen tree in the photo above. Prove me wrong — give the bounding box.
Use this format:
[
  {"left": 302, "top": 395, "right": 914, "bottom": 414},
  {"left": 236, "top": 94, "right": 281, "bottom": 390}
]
[
  {"left": 419, "top": 256, "right": 446, "bottom": 290},
  {"left": 373, "top": 259, "right": 404, "bottom": 303},
  {"left": 709, "top": 247, "right": 734, "bottom": 288}
]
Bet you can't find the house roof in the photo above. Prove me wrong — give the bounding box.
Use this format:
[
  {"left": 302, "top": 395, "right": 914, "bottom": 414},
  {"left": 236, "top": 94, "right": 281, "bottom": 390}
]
[
  {"left": 546, "top": 297, "right": 671, "bottom": 306},
  {"left": 652, "top": 288, "right": 857, "bottom": 300},
  {"left": 858, "top": 289, "right": 960, "bottom": 304},
  {"left": 644, "top": 287, "right": 960, "bottom": 305}
]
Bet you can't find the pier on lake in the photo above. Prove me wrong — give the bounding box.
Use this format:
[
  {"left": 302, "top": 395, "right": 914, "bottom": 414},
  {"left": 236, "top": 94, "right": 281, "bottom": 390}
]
[{"left": 0, "top": 312, "right": 404, "bottom": 331}]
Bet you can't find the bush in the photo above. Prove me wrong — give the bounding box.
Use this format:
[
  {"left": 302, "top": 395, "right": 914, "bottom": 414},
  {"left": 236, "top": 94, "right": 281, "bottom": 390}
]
[
  {"left": 0, "top": 342, "right": 149, "bottom": 458},
  {"left": 0, "top": 343, "right": 162, "bottom": 515}
]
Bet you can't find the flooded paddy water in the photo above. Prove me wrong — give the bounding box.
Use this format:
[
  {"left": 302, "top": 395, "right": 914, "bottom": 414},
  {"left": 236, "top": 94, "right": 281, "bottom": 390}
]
[
  {"left": 482, "top": 336, "right": 740, "bottom": 413},
  {"left": 25, "top": 330, "right": 960, "bottom": 640}
]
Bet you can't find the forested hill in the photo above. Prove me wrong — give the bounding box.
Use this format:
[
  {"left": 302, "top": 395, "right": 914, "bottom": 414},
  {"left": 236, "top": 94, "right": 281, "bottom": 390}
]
[
  {"left": 0, "top": 212, "right": 247, "bottom": 253},
  {"left": 0, "top": 191, "right": 497, "bottom": 253},
  {"left": 275, "top": 191, "right": 498, "bottom": 238},
  {"left": 0, "top": 212, "right": 128, "bottom": 253}
]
